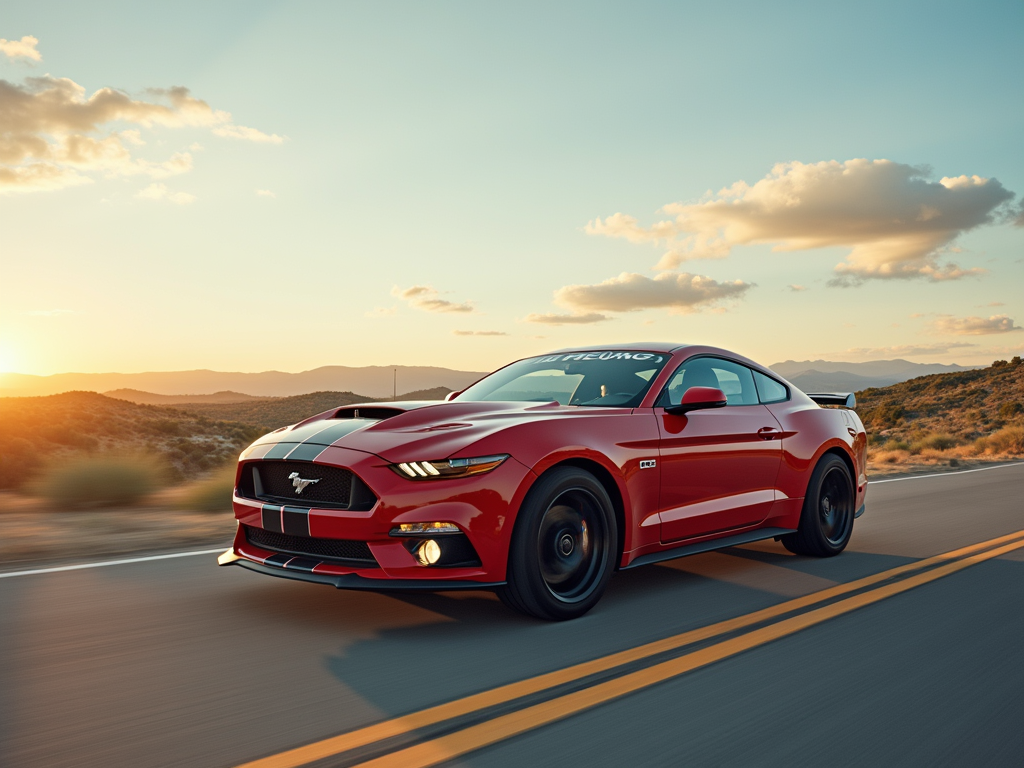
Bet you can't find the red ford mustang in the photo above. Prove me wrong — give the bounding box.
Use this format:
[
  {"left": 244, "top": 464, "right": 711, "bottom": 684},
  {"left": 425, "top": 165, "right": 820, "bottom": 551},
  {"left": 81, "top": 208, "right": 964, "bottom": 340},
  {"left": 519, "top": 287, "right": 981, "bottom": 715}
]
[{"left": 219, "top": 343, "right": 867, "bottom": 620}]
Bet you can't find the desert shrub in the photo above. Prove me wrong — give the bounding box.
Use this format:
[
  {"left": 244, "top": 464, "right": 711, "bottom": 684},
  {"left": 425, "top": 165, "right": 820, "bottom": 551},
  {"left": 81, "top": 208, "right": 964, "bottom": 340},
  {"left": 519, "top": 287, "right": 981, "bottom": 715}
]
[
  {"left": 872, "top": 450, "right": 910, "bottom": 464},
  {"left": 28, "top": 453, "right": 166, "bottom": 508},
  {"left": 915, "top": 433, "right": 959, "bottom": 452},
  {"left": 998, "top": 402, "right": 1023, "bottom": 419},
  {"left": 887, "top": 440, "right": 912, "bottom": 452},
  {"left": 150, "top": 419, "right": 182, "bottom": 435},
  {"left": 0, "top": 437, "right": 44, "bottom": 489},
  {"left": 974, "top": 426, "right": 1024, "bottom": 455},
  {"left": 180, "top": 465, "right": 237, "bottom": 512},
  {"left": 38, "top": 426, "right": 100, "bottom": 450}
]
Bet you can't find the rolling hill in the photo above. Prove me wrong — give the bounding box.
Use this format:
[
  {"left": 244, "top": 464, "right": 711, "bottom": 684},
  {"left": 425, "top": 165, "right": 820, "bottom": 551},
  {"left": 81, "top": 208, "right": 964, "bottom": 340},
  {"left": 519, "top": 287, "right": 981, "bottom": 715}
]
[
  {"left": 771, "top": 359, "right": 981, "bottom": 393},
  {"left": 0, "top": 392, "right": 264, "bottom": 490},
  {"left": 104, "top": 389, "right": 267, "bottom": 405},
  {"left": 0, "top": 365, "right": 485, "bottom": 399},
  {"left": 170, "top": 387, "right": 451, "bottom": 430},
  {"left": 856, "top": 356, "right": 1024, "bottom": 446}
]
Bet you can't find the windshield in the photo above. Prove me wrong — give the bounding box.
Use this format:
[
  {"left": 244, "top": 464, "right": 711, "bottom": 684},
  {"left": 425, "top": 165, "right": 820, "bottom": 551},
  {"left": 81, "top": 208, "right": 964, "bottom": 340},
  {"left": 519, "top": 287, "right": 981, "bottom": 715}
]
[{"left": 457, "top": 351, "right": 670, "bottom": 407}]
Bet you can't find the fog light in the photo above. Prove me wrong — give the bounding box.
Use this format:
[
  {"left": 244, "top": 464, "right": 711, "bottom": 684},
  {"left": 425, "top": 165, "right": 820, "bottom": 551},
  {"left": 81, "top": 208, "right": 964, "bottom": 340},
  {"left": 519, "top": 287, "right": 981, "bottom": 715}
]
[{"left": 416, "top": 539, "right": 442, "bottom": 566}]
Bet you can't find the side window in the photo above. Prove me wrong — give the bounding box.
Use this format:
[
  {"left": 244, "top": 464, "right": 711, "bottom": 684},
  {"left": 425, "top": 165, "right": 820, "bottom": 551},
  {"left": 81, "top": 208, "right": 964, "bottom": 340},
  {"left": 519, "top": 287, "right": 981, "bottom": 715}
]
[
  {"left": 752, "top": 370, "right": 789, "bottom": 404},
  {"left": 659, "top": 357, "right": 759, "bottom": 407}
]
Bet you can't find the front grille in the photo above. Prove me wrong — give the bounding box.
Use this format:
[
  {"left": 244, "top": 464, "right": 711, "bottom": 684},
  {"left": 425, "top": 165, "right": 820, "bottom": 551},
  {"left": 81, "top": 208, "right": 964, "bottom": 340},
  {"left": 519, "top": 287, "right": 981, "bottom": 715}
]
[
  {"left": 244, "top": 525, "right": 377, "bottom": 566},
  {"left": 252, "top": 461, "right": 353, "bottom": 508}
]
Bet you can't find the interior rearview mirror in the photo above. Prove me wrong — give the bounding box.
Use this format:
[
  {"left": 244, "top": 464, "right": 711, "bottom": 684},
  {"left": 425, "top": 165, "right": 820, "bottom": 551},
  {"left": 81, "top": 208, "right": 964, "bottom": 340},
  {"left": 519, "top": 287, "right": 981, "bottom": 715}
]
[{"left": 665, "top": 386, "right": 728, "bottom": 416}]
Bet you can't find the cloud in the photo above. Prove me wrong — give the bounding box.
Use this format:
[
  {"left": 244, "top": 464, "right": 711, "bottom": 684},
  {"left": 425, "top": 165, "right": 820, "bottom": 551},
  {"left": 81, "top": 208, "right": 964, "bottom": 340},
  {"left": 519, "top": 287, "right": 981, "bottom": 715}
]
[
  {"left": 787, "top": 284, "right": 807, "bottom": 292},
  {"left": 213, "top": 124, "right": 284, "bottom": 144},
  {"left": 0, "top": 69, "right": 280, "bottom": 193},
  {"left": 979, "top": 301, "right": 1005, "bottom": 307},
  {"left": 391, "top": 285, "right": 474, "bottom": 314},
  {"left": 136, "top": 182, "right": 195, "bottom": 205},
  {"left": 364, "top": 306, "right": 397, "bottom": 317},
  {"left": 453, "top": 330, "right": 508, "bottom": 336},
  {"left": 523, "top": 312, "right": 609, "bottom": 325},
  {"left": 931, "top": 314, "right": 1022, "bottom": 336},
  {"left": 552, "top": 271, "right": 752, "bottom": 315},
  {"left": 255, "top": 188, "right": 275, "bottom": 198},
  {"left": 0, "top": 36, "right": 41, "bottom": 61},
  {"left": 845, "top": 342, "right": 977, "bottom": 357},
  {"left": 586, "top": 159, "right": 1014, "bottom": 282}
]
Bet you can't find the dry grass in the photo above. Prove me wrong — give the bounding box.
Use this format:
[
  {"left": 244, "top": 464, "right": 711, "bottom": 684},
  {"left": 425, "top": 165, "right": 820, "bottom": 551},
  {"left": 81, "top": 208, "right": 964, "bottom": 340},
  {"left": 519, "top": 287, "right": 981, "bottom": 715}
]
[
  {"left": 0, "top": 491, "right": 235, "bottom": 567},
  {"left": 178, "top": 464, "right": 238, "bottom": 513},
  {"left": 27, "top": 452, "right": 168, "bottom": 508}
]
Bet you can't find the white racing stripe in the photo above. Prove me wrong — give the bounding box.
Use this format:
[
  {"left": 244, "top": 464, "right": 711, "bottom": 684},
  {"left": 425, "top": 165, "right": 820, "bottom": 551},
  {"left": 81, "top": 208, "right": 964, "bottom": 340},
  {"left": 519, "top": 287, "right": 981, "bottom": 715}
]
[
  {"left": 869, "top": 461, "right": 1024, "bottom": 484},
  {"left": 0, "top": 548, "right": 226, "bottom": 579},
  {"left": 2, "top": 462, "right": 1021, "bottom": 579}
]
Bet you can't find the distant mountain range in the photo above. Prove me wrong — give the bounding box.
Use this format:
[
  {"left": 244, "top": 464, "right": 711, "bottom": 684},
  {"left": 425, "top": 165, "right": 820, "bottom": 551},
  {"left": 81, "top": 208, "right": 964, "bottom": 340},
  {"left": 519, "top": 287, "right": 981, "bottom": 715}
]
[
  {"left": 0, "top": 365, "right": 487, "bottom": 399},
  {"left": 0, "top": 359, "right": 989, "bottom": 401},
  {"left": 770, "top": 359, "right": 982, "bottom": 393}
]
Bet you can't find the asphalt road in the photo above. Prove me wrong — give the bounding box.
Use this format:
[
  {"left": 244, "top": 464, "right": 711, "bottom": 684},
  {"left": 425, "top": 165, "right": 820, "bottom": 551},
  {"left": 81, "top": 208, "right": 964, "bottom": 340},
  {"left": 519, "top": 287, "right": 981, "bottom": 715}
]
[{"left": 2, "top": 464, "right": 1023, "bottom": 768}]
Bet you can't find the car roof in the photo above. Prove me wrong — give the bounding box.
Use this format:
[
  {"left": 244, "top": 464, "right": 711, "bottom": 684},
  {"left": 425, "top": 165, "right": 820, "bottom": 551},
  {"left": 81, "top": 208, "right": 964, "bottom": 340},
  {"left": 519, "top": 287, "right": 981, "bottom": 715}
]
[
  {"left": 545, "top": 341, "right": 689, "bottom": 354},
  {"left": 538, "top": 343, "right": 779, "bottom": 379}
]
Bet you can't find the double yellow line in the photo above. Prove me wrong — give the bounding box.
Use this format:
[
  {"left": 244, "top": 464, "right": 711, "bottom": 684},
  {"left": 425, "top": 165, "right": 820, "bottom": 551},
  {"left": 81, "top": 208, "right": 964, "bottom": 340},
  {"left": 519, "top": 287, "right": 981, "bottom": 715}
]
[{"left": 237, "top": 528, "right": 1024, "bottom": 768}]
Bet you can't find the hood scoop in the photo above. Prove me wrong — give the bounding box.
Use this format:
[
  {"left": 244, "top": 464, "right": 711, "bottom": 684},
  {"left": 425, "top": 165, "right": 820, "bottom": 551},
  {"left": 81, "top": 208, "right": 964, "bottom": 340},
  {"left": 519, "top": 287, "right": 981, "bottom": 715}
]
[{"left": 332, "top": 406, "right": 406, "bottom": 421}]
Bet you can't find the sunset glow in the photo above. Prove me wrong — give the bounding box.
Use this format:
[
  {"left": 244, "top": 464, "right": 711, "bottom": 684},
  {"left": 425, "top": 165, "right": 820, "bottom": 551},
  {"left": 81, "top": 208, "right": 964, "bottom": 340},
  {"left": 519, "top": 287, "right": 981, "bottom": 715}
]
[{"left": 1, "top": 3, "right": 1021, "bottom": 378}]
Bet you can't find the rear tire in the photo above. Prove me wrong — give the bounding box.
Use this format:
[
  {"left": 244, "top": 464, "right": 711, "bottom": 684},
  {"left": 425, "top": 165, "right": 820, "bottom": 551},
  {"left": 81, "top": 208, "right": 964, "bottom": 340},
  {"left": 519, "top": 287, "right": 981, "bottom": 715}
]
[
  {"left": 497, "top": 467, "right": 617, "bottom": 621},
  {"left": 782, "top": 454, "right": 855, "bottom": 557}
]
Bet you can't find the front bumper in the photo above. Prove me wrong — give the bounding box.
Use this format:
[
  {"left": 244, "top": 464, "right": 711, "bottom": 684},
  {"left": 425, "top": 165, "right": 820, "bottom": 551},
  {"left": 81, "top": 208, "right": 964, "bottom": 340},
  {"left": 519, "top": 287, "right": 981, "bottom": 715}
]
[{"left": 228, "top": 445, "right": 533, "bottom": 585}]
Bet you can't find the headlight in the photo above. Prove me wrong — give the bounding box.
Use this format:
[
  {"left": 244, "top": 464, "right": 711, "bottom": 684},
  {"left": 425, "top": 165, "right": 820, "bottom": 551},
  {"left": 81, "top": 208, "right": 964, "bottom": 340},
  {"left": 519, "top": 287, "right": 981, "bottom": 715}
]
[{"left": 390, "top": 454, "right": 509, "bottom": 480}]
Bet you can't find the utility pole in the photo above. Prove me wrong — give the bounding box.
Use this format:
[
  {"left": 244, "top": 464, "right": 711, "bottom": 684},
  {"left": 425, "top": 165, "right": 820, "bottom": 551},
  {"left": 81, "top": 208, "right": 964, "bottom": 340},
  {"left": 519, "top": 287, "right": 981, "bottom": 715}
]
[{"left": 393, "top": 368, "right": 396, "bottom": 401}]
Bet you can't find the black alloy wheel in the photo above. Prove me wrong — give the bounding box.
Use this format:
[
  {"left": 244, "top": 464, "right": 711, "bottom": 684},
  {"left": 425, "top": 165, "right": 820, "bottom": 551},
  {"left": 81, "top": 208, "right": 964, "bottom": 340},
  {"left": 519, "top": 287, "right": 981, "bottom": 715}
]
[
  {"left": 782, "top": 454, "right": 855, "bottom": 557},
  {"left": 498, "top": 467, "right": 617, "bottom": 620}
]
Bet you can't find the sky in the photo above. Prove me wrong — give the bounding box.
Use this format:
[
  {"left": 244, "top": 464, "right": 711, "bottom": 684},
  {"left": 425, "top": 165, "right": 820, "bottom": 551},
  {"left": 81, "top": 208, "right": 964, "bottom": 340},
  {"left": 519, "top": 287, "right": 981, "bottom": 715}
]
[{"left": 1, "top": 0, "right": 1022, "bottom": 376}]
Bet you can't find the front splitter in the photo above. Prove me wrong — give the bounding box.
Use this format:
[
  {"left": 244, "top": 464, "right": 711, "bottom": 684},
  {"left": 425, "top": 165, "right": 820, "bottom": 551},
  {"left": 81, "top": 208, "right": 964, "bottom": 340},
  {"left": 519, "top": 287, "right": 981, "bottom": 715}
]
[{"left": 220, "top": 551, "right": 504, "bottom": 591}]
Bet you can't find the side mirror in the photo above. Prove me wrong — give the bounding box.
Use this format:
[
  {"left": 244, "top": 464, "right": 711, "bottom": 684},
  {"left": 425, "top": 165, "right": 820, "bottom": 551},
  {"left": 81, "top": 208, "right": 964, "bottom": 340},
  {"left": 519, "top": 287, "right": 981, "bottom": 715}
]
[
  {"left": 444, "top": 390, "right": 461, "bottom": 402},
  {"left": 665, "top": 386, "right": 728, "bottom": 416}
]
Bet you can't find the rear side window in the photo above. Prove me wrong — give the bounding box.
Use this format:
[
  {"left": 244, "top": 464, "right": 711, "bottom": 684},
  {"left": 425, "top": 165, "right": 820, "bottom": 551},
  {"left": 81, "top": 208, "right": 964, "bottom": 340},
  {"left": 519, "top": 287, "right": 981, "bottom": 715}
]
[
  {"left": 753, "top": 370, "right": 789, "bottom": 404},
  {"left": 659, "top": 357, "right": 759, "bottom": 406}
]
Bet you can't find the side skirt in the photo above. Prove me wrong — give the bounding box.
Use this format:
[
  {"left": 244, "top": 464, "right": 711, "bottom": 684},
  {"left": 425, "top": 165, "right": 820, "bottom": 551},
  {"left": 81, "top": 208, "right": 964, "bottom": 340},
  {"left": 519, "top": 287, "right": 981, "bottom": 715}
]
[{"left": 623, "top": 527, "right": 797, "bottom": 570}]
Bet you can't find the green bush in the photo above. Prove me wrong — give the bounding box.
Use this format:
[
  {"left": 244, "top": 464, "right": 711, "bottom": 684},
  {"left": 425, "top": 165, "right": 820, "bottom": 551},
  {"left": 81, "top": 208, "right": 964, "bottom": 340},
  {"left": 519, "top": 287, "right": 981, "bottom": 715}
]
[
  {"left": 29, "top": 453, "right": 166, "bottom": 508},
  {"left": 180, "top": 465, "right": 237, "bottom": 512}
]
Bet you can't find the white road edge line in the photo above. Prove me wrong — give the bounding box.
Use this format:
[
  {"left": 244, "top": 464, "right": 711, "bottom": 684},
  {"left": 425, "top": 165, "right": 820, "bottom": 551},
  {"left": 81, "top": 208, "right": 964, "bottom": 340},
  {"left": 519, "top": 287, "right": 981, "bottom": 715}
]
[
  {"left": 2, "top": 461, "right": 1021, "bottom": 579},
  {"left": 0, "top": 548, "right": 227, "bottom": 579},
  {"left": 869, "top": 461, "right": 1024, "bottom": 484}
]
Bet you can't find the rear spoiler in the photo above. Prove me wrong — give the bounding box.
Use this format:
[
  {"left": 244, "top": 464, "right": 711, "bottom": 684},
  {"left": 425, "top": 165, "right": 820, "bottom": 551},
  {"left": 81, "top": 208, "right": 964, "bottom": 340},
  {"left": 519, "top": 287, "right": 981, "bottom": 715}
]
[{"left": 807, "top": 392, "right": 856, "bottom": 409}]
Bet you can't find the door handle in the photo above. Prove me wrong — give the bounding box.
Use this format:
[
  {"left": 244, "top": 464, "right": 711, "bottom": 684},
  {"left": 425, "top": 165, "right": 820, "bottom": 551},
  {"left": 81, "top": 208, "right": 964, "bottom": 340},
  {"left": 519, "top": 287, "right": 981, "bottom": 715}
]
[{"left": 757, "top": 427, "right": 781, "bottom": 440}]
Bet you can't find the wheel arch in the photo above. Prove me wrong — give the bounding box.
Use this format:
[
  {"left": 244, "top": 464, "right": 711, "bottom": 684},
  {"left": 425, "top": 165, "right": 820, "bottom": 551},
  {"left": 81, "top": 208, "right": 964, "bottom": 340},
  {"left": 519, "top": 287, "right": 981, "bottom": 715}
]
[
  {"left": 534, "top": 457, "right": 627, "bottom": 571},
  {"left": 821, "top": 445, "right": 856, "bottom": 484}
]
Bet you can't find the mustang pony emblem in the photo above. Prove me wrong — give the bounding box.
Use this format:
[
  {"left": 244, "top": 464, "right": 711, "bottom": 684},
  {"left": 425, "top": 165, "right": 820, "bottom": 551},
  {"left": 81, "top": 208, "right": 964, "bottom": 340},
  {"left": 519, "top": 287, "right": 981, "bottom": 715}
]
[{"left": 288, "top": 472, "right": 320, "bottom": 494}]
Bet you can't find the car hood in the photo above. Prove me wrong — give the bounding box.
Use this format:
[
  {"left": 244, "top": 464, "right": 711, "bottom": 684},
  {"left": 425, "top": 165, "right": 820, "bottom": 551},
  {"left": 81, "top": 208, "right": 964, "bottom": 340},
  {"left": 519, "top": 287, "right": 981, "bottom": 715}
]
[{"left": 246, "top": 399, "right": 586, "bottom": 462}]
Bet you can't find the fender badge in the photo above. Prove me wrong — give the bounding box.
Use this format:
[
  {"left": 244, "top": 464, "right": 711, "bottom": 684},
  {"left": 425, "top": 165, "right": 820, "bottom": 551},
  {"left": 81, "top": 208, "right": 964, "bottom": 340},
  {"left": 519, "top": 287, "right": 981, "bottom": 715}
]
[{"left": 639, "top": 460, "right": 657, "bottom": 469}]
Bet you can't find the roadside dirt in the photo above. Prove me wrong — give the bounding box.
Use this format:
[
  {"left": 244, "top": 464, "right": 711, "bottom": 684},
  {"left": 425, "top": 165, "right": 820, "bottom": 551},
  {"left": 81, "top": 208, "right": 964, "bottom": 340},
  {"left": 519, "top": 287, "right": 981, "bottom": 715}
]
[{"left": 0, "top": 492, "right": 235, "bottom": 570}]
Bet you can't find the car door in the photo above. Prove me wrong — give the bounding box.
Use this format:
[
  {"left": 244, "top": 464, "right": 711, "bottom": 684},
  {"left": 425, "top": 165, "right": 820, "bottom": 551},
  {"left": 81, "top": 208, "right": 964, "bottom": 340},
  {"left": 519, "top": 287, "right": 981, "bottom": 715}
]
[{"left": 656, "top": 356, "right": 783, "bottom": 543}]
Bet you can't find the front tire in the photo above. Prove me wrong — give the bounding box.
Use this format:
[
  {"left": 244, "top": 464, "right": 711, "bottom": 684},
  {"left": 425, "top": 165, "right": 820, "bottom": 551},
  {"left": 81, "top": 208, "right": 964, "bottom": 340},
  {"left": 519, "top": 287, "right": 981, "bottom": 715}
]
[
  {"left": 782, "top": 454, "right": 855, "bottom": 557},
  {"left": 498, "top": 467, "right": 617, "bottom": 620}
]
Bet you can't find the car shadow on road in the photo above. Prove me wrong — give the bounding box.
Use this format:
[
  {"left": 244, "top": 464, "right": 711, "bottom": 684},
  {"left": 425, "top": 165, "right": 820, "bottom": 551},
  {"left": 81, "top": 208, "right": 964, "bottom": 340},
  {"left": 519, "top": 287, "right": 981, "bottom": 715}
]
[{"left": 302, "top": 546, "right": 913, "bottom": 719}]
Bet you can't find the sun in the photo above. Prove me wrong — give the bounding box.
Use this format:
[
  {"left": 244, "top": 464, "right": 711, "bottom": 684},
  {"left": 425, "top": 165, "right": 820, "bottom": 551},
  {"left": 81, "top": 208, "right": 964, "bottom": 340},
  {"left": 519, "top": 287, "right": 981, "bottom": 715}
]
[{"left": 0, "top": 343, "right": 21, "bottom": 374}]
